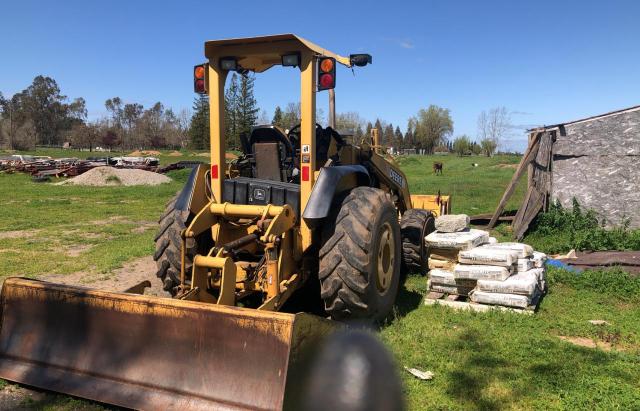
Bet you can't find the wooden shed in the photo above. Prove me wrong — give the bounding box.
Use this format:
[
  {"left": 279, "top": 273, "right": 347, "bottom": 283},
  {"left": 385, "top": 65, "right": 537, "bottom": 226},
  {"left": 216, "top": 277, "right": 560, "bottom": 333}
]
[{"left": 489, "top": 105, "right": 640, "bottom": 238}]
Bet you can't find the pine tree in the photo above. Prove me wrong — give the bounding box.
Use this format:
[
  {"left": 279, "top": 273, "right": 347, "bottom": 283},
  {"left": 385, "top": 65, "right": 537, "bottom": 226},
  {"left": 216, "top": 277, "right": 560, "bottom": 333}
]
[
  {"left": 365, "top": 122, "right": 373, "bottom": 140},
  {"left": 355, "top": 124, "right": 364, "bottom": 141},
  {"left": 188, "top": 95, "right": 209, "bottom": 150},
  {"left": 394, "top": 126, "right": 404, "bottom": 150},
  {"left": 224, "top": 74, "right": 240, "bottom": 150},
  {"left": 272, "top": 106, "right": 283, "bottom": 128},
  {"left": 237, "top": 74, "right": 259, "bottom": 147},
  {"left": 383, "top": 123, "right": 394, "bottom": 147}
]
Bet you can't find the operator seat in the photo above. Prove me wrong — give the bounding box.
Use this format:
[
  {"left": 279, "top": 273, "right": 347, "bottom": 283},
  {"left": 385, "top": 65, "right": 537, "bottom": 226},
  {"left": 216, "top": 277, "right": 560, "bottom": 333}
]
[{"left": 242, "top": 125, "right": 294, "bottom": 182}]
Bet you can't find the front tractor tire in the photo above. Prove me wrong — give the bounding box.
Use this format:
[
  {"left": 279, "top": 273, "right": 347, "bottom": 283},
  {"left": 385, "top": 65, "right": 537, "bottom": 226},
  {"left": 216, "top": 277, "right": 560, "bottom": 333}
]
[
  {"left": 319, "top": 187, "right": 402, "bottom": 323},
  {"left": 400, "top": 209, "right": 436, "bottom": 277},
  {"left": 153, "top": 195, "right": 197, "bottom": 295}
]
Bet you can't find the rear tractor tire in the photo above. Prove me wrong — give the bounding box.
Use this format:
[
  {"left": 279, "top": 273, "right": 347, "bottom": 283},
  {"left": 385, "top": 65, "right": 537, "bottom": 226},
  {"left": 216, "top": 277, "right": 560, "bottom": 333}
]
[
  {"left": 153, "top": 195, "right": 197, "bottom": 295},
  {"left": 400, "top": 209, "right": 436, "bottom": 277},
  {"left": 319, "top": 187, "right": 402, "bottom": 323}
]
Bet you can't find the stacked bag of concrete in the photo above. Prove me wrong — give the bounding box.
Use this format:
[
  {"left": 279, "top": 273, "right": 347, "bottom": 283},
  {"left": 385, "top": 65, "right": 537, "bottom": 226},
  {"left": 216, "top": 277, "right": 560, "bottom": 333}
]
[
  {"left": 425, "top": 214, "right": 548, "bottom": 308},
  {"left": 468, "top": 243, "right": 547, "bottom": 309},
  {"left": 425, "top": 214, "right": 490, "bottom": 296}
]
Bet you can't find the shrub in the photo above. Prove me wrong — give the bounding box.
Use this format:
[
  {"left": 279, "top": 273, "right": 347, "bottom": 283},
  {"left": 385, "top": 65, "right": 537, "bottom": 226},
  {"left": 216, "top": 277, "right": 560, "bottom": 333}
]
[{"left": 524, "top": 199, "right": 640, "bottom": 253}]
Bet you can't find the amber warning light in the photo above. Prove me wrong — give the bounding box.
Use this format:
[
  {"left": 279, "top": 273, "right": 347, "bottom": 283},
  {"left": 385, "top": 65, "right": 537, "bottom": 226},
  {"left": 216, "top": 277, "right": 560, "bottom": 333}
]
[
  {"left": 194, "top": 64, "right": 207, "bottom": 94},
  {"left": 317, "top": 57, "right": 336, "bottom": 91}
]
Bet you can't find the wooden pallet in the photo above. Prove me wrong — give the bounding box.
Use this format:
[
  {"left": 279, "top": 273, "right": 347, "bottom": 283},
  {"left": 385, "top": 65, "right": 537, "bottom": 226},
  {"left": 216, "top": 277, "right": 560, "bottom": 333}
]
[{"left": 424, "top": 291, "right": 537, "bottom": 315}]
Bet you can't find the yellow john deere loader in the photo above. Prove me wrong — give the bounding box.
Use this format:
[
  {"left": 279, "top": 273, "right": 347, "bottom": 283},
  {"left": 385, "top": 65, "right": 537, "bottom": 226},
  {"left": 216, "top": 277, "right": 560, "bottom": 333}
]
[{"left": 0, "top": 34, "right": 449, "bottom": 410}]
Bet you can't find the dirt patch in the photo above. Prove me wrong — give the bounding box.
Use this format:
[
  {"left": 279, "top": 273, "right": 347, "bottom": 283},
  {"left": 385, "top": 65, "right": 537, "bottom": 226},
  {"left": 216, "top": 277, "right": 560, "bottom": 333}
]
[
  {"left": 89, "top": 216, "right": 129, "bottom": 225},
  {"left": 128, "top": 150, "right": 161, "bottom": 156},
  {"left": 225, "top": 152, "right": 238, "bottom": 160},
  {"left": 39, "top": 256, "right": 168, "bottom": 297},
  {"left": 0, "top": 384, "right": 50, "bottom": 410},
  {"left": 557, "top": 335, "right": 612, "bottom": 351},
  {"left": 0, "top": 229, "right": 41, "bottom": 240},
  {"left": 194, "top": 152, "right": 210, "bottom": 157},
  {"left": 131, "top": 223, "right": 156, "bottom": 234},
  {"left": 168, "top": 151, "right": 183, "bottom": 157},
  {"left": 493, "top": 163, "right": 518, "bottom": 169},
  {"left": 64, "top": 244, "right": 94, "bottom": 257},
  {"left": 59, "top": 167, "right": 171, "bottom": 187}
]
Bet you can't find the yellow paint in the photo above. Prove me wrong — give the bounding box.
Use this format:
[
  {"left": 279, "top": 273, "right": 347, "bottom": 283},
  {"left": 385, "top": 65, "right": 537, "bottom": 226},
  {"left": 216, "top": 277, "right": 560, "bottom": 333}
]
[
  {"left": 411, "top": 194, "right": 451, "bottom": 216},
  {"left": 208, "top": 64, "right": 227, "bottom": 203},
  {"left": 299, "top": 51, "right": 316, "bottom": 251}
]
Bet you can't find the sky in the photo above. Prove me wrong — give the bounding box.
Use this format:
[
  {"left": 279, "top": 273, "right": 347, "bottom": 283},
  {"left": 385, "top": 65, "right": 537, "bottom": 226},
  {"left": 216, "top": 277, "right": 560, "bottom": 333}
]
[{"left": 1, "top": 0, "right": 639, "bottom": 152}]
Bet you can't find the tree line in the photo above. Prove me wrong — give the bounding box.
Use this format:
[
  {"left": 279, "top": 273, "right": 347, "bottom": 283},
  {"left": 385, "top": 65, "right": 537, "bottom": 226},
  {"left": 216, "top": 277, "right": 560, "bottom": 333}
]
[
  {"left": 1, "top": 75, "right": 512, "bottom": 156},
  {"left": 0, "top": 76, "right": 189, "bottom": 152}
]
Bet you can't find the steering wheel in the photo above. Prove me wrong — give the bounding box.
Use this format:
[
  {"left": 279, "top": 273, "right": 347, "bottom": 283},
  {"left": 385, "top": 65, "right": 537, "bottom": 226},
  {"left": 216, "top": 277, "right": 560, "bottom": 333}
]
[{"left": 288, "top": 123, "right": 324, "bottom": 152}]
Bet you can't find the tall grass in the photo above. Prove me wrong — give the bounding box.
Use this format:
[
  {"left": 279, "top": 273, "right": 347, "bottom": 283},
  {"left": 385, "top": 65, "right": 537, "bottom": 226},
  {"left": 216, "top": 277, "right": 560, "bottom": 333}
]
[{"left": 525, "top": 199, "right": 640, "bottom": 253}]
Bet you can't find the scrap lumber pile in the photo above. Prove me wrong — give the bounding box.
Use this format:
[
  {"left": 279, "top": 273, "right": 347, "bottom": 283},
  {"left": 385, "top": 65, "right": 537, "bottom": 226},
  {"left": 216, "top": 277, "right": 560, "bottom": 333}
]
[
  {"left": 0, "top": 155, "right": 199, "bottom": 180},
  {"left": 425, "top": 214, "right": 547, "bottom": 312}
]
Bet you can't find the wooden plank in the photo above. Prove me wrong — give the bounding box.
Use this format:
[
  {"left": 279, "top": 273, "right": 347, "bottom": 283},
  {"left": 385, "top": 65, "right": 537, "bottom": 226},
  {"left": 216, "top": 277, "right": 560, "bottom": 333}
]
[
  {"left": 514, "top": 189, "right": 544, "bottom": 240},
  {"left": 487, "top": 133, "right": 542, "bottom": 229},
  {"left": 469, "top": 213, "right": 515, "bottom": 224},
  {"left": 512, "top": 131, "right": 554, "bottom": 236},
  {"left": 512, "top": 186, "right": 534, "bottom": 232}
]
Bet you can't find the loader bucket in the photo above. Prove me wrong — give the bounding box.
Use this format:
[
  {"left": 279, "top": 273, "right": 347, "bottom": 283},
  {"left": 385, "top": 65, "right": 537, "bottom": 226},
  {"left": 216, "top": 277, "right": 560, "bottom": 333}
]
[{"left": 0, "top": 278, "right": 337, "bottom": 411}]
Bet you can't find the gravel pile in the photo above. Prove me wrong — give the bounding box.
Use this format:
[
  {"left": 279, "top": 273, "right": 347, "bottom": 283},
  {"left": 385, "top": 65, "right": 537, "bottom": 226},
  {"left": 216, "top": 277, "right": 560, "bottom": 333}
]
[{"left": 60, "top": 166, "right": 171, "bottom": 186}]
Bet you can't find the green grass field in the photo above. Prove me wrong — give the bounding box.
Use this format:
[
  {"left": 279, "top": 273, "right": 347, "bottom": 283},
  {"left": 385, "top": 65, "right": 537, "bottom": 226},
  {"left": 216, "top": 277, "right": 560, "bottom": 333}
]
[{"left": 0, "top": 151, "right": 638, "bottom": 410}]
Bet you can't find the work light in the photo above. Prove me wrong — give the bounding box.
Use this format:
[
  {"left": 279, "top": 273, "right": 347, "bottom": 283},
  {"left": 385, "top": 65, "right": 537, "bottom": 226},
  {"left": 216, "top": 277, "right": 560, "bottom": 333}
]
[
  {"left": 220, "top": 57, "right": 238, "bottom": 71},
  {"left": 281, "top": 53, "right": 300, "bottom": 67}
]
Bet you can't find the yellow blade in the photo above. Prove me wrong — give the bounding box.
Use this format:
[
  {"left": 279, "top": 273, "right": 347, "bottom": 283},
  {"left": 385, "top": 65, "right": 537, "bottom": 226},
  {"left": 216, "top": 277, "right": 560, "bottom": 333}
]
[{"left": 0, "top": 278, "right": 336, "bottom": 411}]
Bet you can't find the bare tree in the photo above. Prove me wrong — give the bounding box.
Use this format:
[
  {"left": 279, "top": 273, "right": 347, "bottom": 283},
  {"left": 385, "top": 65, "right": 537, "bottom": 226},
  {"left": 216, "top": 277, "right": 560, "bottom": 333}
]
[
  {"left": 335, "top": 111, "right": 366, "bottom": 135},
  {"left": 477, "top": 107, "right": 511, "bottom": 155},
  {"left": 258, "top": 109, "right": 269, "bottom": 125}
]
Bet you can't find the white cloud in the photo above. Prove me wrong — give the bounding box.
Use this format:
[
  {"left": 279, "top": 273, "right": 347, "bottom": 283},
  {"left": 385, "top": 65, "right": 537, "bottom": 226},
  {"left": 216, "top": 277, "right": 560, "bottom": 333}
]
[{"left": 399, "top": 40, "right": 415, "bottom": 49}]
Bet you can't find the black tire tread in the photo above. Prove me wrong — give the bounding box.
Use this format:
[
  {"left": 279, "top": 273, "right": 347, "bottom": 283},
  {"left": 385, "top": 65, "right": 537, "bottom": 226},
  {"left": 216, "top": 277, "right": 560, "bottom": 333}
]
[
  {"left": 153, "top": 195, "right": 196, "bottom": 294},
  {"left": 400, "top": 209, "right": 435, "bottom": 276},
  {"left": 319, "top": 187, "right": 394, "bottom": 321}
]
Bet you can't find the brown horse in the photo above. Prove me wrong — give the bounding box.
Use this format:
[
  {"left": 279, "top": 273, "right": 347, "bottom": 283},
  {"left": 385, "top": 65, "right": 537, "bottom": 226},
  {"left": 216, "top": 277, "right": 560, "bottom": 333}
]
[{"left": 433, "top": 161, "right": 443, "bottom": 175}]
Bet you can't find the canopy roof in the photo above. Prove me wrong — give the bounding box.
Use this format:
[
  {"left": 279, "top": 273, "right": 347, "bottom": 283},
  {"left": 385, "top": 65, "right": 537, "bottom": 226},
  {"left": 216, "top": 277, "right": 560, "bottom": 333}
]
[{"left": 204, "top": 34, "right": 351, "bottom": 72}]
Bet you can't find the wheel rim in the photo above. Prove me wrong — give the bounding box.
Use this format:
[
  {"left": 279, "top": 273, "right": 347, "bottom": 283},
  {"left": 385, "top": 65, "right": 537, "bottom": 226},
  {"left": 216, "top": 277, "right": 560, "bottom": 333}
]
[
  {"left": 420, "top": 216, "right": 432, "bottom": 269},
  {"left": 376, "top": 222, "right": 395, "bottom": 294}
]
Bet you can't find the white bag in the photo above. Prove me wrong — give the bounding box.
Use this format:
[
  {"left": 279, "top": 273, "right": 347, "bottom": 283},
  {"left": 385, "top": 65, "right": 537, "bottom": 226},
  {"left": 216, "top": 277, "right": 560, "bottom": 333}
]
[
  {"left": 425, "top": 229, "right": 489, "bottom": 250},
  {"left": 525, "top": 268, "right": 546, "bottom": 288},
  {"left": 516, "top": 258, "right": 534, "bottom": 273},
  {"left": 428, "top": 280, "right": 474, "bottom": 296},
  {"left": 488, "top": 237, "right": 498, "bottom": 244},
  {"left": 477, "top": 271, "right": 539, "bottom": 296},
  {"left": 458, "top": 247, "right": 519, "bottom": 267},
  {"left": 479, "top": 242, "right": 534, "bottom": 258},
  {"left": 469, "top": 290, "right": 535, "bottom": 308},
  {"left": 453, "top": 264, "right": 512, "bottom": 281},
  {"left": 429, "top": 269, "right": 455, "bottom": 285},
  {"left": 429, "top": 269, "right": 476, "bottom": 287},
  {"left": 532, "top": 251, "right": 547, "bottom": 268}
]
